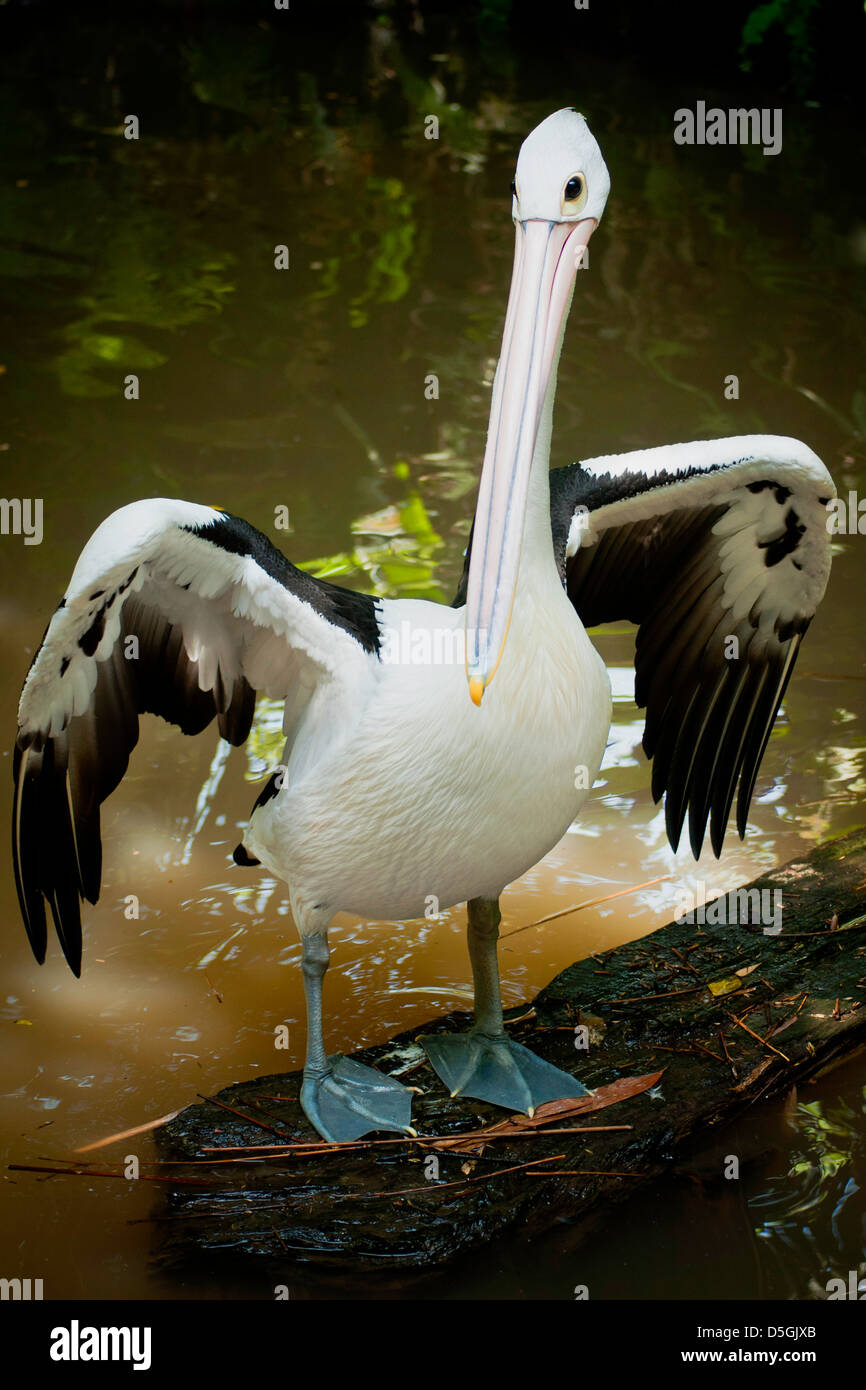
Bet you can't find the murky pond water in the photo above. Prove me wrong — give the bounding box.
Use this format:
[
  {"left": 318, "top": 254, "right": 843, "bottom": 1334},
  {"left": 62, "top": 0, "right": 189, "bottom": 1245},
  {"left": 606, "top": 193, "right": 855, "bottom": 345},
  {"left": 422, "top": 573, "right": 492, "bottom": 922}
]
[{"left": 0, "top": 6, "right": 864, "bottom": 1300}]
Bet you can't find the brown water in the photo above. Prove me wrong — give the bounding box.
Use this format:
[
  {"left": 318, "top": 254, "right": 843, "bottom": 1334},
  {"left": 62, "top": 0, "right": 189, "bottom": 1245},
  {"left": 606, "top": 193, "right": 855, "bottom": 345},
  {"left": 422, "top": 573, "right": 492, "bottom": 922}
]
[{"left": 0, "top": 7, "right": 864, "bottom": 1300}]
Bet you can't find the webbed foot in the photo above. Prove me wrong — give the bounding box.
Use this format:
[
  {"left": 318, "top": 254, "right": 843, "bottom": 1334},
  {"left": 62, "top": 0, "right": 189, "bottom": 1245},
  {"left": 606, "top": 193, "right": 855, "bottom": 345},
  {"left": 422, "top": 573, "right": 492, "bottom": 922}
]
[
  {"left": 301, "top": 1055, "right": 415, "bottom": 1142},
  {"left": 419, "top": 1030, "right": 588, "bottom": 1114}
]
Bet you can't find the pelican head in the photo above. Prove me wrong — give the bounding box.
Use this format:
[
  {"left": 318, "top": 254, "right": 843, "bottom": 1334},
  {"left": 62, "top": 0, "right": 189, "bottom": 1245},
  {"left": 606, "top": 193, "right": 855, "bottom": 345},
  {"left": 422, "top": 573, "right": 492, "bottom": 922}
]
[{"left": 465, "top": 109, "right": 610, "bottom": 705}]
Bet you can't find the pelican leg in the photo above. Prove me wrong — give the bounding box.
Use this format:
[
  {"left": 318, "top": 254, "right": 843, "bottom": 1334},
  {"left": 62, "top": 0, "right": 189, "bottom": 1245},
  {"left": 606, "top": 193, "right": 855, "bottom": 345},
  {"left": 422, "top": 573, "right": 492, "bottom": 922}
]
[
  {"left": 420, "top": 897, "right": 588, "bottom": 1113},
  {"left": 298, "top": 931, "right": 415, "bottom": 1143}
]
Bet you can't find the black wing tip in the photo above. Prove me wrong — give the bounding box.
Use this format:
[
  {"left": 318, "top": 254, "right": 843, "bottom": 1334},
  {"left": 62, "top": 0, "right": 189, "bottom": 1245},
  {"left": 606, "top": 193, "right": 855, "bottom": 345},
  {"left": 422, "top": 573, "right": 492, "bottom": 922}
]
[
  {"left": 23, "top": 920, "right": 47, "bottom": 966},
  {"left": 679, "top": 645, "right": 800, "bottom": 861},
  {"left": 51, "top": 906, "right": 82, "bottom": 976},
  {"left": 13, "top": 734, "right": 87, "bottom": 978},
  {"left": 664, "top": 798, "right": 684, "bottom": 854},
  {"left": 18, "top": 881, "right": 49, "bottom": 963},
  {"left": 61, "top": 945, "right": 83, "bottom": 979}
]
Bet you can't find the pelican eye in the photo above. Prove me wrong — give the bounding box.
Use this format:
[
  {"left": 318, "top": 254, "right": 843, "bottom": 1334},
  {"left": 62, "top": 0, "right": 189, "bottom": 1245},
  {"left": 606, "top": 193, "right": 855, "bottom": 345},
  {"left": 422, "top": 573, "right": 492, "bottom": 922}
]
[
  {"left": 561, "top": 172, "right": 587, "bottom": 215},
  {"left": 510, "top": 177, "right": 519, "bottom": 200}
]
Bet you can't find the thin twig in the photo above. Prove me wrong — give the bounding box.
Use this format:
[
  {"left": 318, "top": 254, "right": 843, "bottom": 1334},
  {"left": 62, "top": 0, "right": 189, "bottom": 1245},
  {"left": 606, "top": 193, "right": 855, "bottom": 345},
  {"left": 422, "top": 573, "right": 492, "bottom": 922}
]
[
  {"left": 7, "top": 1163, "right": 211, "bottom": 1187},
  {"left": 425, "top": 1125, "right": 633, "bottom": 1152},
  {"left": 527, "top": 1169, "right": 646, "bottom": 1178},
  {"left": 605, "top": 985, "right": 704, "bottom": 1005},
  {"left": 363, "top": 1151, "right": 566, "bottom": 1200},
  {"left": 197, "top": 1123, "right": 634, "bottom": 1158},
  {"left": 727, "top": 1013, "right": 790, "bottom": 1062},
  {"left": 501, "top": 874, "right": 672, "bottom": 939},
  {"left": 74, "top": 1110, "right": 181, "bottom": 1154},
  {"left": 197, "top": 1092, "right": 293, "bottom": 1138},
  {"left": 671, "top": 947, "right": 702, "bottom": 977},
  {"left": 774, "top": 914, "right": 866, "bottom": 939},
  {"left": 242, "top": 1098, "right": 299, "bottom": 1129}
]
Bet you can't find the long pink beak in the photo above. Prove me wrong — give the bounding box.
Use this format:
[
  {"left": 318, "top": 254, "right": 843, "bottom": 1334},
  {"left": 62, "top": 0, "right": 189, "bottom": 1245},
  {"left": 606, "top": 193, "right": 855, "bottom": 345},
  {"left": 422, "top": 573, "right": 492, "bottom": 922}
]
[{"left": 465, "top": 216, "right": 597, "bottom": 704}]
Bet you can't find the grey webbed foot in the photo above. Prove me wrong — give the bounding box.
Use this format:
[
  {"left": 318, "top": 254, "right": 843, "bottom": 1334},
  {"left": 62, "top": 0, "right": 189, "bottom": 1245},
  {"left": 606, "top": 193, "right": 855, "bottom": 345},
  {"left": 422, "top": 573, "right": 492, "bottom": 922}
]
[
  {"left": 301, "top": 1055, "right": 415, "bottom": 1142},
  {"left": 420, "top": 1029, "right": 588, "bottom": 1114}
]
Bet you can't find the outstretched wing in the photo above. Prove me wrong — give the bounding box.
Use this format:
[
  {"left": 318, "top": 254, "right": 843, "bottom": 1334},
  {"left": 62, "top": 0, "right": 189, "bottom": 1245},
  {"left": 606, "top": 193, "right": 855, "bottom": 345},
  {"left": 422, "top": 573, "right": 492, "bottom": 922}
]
[
  {"left": 13, "top": 499, "right": 381, "bottom": 974},
  {"left": 550, "top": 434, "right": 834, "bottom": 858}
]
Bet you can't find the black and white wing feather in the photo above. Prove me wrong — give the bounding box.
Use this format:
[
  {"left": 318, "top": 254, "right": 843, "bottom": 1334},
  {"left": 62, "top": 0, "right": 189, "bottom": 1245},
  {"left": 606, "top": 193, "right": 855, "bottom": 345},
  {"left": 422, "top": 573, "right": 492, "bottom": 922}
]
[
  {"left": 13, "top": 499, "right": 381, "bottom": 974},
  {"left": 549, "top": 434, "right": 834, "bottom": 858}
]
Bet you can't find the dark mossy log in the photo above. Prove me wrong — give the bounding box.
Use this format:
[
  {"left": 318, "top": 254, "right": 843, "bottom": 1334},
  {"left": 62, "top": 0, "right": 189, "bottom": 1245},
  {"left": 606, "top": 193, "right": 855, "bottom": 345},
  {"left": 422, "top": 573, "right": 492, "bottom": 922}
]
[{"left": 155, "top": 826, "right": 866, "bottom": 1277}]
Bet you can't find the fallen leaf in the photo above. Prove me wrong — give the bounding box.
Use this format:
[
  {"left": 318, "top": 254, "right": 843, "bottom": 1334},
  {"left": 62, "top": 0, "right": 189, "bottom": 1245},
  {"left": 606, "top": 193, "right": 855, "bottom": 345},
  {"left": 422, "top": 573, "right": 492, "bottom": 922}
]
[
  {"left": 732, "top": 1058, "right": 775, "bottom": 1092},
  {"left": 429, "top": 1071, "right": 666, "bottom": 1154},
  {"left": 708, "top": 977, "right": 743, "bottom": 997}
]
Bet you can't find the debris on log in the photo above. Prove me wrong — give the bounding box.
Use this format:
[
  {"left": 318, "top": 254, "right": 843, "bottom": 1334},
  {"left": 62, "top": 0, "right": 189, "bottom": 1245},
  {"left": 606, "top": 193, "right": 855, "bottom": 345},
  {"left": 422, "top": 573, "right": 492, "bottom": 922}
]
[{"left": 154, "top": 826, "right": 866, "bottom": 1275}]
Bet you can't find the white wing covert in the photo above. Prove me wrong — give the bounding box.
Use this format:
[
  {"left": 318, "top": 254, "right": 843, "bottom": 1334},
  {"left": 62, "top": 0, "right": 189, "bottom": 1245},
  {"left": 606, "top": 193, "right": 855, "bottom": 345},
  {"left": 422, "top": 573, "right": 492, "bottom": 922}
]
[{"left": 13, "top": 499, "right": 381, "bottom": 973}]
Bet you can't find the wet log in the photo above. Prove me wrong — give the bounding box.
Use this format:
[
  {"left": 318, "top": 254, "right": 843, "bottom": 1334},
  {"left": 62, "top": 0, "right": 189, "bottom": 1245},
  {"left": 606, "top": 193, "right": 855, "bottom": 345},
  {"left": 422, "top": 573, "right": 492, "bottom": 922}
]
[{"left": 154, "top": 826, "right": 866, "bottom": 1279}]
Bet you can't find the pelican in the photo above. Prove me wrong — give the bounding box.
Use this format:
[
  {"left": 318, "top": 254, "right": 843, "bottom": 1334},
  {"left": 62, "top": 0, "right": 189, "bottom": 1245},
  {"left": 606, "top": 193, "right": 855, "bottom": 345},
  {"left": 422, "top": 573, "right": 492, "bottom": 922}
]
[{"left": 13, "top": 110, "right": 834, "bottom": 1142}]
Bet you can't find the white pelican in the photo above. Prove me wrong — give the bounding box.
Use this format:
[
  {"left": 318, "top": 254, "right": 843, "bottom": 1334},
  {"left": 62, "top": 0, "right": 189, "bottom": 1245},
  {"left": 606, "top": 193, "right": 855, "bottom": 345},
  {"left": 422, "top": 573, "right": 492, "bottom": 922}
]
[{"left": 13, "top": 110, "right": 835, "bottom": 1142}]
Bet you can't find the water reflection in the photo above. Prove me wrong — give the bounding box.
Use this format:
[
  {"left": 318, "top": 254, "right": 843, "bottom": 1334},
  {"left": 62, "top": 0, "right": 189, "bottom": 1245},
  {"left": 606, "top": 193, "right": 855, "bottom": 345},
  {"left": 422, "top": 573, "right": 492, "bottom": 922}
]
[{"left": 750, "top": 1088, "right": 866, "bottom": 1300}]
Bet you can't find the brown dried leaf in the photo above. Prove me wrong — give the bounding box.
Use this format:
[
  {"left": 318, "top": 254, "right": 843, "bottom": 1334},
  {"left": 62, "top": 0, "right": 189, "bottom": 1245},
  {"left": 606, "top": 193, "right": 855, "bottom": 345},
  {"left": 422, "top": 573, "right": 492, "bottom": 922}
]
[
  {"left": 428, "top": 1070, "right": 666, "bottom": 1154},
  {"left": 732, "top": 1057, "right": 775, "bottom": 1093}
]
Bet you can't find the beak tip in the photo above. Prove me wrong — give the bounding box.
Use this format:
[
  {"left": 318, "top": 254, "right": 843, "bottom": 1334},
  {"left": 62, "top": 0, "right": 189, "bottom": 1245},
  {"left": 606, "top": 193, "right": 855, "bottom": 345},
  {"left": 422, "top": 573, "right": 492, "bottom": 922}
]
[{"left": 469, "top": 675, "right": 485, "bottom": 707}]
